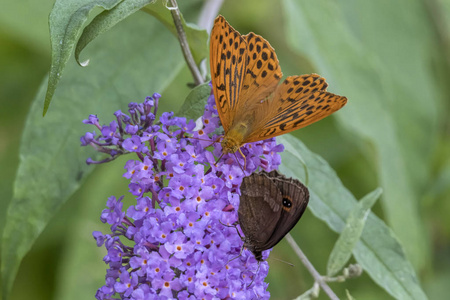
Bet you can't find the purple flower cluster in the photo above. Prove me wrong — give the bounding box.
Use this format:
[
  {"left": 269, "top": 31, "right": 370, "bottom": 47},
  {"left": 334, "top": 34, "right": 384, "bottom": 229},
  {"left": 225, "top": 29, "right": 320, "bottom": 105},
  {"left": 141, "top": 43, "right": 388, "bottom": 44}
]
[{"left": 82, "top": 91, "right": 284, "bottom": 299}]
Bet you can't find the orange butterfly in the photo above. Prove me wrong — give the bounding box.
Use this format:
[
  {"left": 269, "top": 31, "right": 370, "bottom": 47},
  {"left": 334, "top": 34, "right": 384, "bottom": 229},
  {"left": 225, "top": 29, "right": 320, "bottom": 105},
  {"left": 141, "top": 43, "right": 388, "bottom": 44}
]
[{"left": 209, "top": 15, "right": 347, "bottom": 167}]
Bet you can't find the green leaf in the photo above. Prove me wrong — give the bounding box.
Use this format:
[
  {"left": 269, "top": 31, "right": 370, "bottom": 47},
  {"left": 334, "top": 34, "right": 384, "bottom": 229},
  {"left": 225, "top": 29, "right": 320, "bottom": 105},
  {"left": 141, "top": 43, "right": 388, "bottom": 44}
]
[
  {"left": 44, "top": 0, "right": 124, "bottom": 115},
  {"left": 327, "top": 188, "right": 382, "bottom": 276},
  {"left": 177, "top": 82, "right": 210, "bottom": 120},
  {"left": 74, "top": 0, "right": 155, "bottom": 64},
  {"left": 278, "top": 134, "right": 427, "bottom": 300},
  {"left": 282, "top": 0, "right": 437, "bottom": 270},
  {"left": 75, "top": 0, "right": 208, "bottom": 67},
  {"left": 1, "top": 14, "right": 184, "bottom": 300}
]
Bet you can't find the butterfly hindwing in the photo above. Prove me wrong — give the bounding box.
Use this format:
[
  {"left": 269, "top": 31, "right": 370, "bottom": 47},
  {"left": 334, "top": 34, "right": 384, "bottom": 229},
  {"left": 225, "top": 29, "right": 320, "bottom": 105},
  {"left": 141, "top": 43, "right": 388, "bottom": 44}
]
[
  {"left": 210, "top": 15, "right": 248, "bottom": 132},
  {"left": 244, "top": 74, "right": 347, "bottom": 143},
  {"left": 259, "top": 171, "right": 309, "bottom": 249}
]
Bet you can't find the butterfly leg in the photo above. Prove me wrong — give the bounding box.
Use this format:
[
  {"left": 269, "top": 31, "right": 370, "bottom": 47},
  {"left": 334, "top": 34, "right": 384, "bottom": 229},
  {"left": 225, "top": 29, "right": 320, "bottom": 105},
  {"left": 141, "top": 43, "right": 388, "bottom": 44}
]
[
  {"left": 233, "top": 151, "right": 246, "bottom": 175},
  {"left": 225, "top": 250, "right": 244, "bottom": 266},
  {"left": 218, "top": 219, "right": 243, "bottom": 241},
  {"left": 218, "top": 219, "right": 239, "bottom": 229},
  {"left": 214, "top": 152, "right": 226, "bottom": 167},
  {"left": 246, "top": 262, "right": 261, "bottom": 288},
  {"left": 238, "top": 148, "right": 247, "bottom": 170}
]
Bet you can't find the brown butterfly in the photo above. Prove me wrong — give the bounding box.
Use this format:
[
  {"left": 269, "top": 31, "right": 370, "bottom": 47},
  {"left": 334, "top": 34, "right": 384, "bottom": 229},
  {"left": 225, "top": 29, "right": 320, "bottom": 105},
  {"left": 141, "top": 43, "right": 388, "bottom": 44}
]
[
  {"left": 209, "top": 16, "right": 347, "bottom": 166},
  {"left": 238, "top": 170, "right": 309, "bottom": 261}
]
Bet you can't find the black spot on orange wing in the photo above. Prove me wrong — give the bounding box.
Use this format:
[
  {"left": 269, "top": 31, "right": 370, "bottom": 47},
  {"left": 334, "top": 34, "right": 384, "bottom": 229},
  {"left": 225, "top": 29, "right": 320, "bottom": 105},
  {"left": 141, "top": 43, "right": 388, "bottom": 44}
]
[{"left": 257, "top": 60, "right": 262, "bottom": 69}]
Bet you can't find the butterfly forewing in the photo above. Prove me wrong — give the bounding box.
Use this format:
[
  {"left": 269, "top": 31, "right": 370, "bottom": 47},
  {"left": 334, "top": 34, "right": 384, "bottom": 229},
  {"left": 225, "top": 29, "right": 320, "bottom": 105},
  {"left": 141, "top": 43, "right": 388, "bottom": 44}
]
[
  {"left": 244, "top": 74, "right": 347, "bottom": 143},
  {"left": 237, "top": 33, "right": 282, "bottom": 106},
  {"left": 210, "top": 16, "right": 248, "bottom": 132}
]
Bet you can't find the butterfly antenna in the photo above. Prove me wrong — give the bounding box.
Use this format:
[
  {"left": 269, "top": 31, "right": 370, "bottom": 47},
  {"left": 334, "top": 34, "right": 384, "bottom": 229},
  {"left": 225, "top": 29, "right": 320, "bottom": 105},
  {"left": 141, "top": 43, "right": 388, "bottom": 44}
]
[
  {"left": 207, "top": 135, "right": 222, "bottom": 148},
  {"left": 185, "top": 135, "right": 214, "bottom": 142},
  {"left": 271, "top": 257, "right": 294, "bottom": 267},
  {"left": 183, "top": 133, "right": 220, "bottom": 143}
]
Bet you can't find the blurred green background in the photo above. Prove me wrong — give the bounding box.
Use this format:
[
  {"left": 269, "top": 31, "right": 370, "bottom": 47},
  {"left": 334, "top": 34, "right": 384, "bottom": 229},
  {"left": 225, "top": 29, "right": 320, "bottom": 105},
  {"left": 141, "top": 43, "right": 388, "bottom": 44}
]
[{"left": 1, "top": 0, "right": 450, "bottom": 299}]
